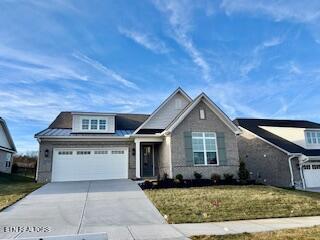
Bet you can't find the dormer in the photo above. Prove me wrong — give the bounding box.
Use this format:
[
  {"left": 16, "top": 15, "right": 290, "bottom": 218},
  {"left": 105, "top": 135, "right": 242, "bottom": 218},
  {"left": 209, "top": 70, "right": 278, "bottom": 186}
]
[{"left": 71, "top": 112, "right": 115, "bottom": 133}]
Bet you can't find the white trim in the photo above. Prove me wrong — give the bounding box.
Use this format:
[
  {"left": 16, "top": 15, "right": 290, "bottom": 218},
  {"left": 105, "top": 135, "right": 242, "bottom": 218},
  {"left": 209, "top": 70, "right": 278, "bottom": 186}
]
[
  {"left": 192, "top": 132, "right": 219, "bottom": 166},
  {"left": 0, "top": 118, "right": 17, "bottom": 153},
  {"left": 72, "top": 112, "right": 116, "bottom": 116},
  {"left": 0, "top": 146, "right": 15, "bottom": 153},
  {"left": 133, "top": 88, "right": 192, "bottom": 135},
  {"left": 165, "top": 93, "right": 241, "bottom": 134}
]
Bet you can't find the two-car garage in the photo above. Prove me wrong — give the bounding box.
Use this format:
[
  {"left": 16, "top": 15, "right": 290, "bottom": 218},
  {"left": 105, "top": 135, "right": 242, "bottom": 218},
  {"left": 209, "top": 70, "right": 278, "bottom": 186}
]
[
  {"left": 303, "top": 163, "right": 320, "bottom": 188},
  {"left": 52, "top": 147, "right": 128, "bottom": 182}
]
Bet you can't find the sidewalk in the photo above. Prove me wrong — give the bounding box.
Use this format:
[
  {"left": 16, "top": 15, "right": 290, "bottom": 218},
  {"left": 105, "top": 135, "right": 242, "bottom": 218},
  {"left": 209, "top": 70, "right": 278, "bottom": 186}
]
[{"left": 173, "top": 216, "right": 320, "bottom": 237}]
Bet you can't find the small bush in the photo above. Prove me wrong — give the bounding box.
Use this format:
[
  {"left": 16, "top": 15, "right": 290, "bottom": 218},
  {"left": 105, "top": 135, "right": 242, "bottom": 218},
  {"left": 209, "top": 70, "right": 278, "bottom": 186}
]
[
  {"left": 211, "top": 173, "right": 221, "bottom": 184},
  {"left": 238, "top": 161, "right": 250, "bottom": 183},
  {"left": 175, "top": 174, "right": 183, "bottom": 182},
  {"left": 223, "top": 173, "right": 234, "bottom": 184},
  {"left": 162, "top": 172, "right": 169, "bottom": 181},
  {"left": 140, "top": 180, "right": 153, "bottom": 189},
  {"left": 194, "top": 171, "right": 202, "bottom": 180}
]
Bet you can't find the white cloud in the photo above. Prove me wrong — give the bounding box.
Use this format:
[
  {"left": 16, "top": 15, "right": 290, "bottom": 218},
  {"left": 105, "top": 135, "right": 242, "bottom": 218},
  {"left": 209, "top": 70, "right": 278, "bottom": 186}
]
[
  {"left": 153, "top": 0, "right": 212, "bottom": 82},
  {"left": 118, "top": 27, "right": 169, "bottom": 54},
  {"left": 73, "top": 52, "right": 139, "bottom": 90},
  {"left": 221, "top": 0, "right": 320, "bottom": 23}
]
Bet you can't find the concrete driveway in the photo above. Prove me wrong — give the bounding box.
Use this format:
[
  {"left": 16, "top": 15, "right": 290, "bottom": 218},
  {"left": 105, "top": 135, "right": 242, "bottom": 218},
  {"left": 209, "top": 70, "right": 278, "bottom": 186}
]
[{"left": 0, "top": 180, "right": 186, "bottom": 240}]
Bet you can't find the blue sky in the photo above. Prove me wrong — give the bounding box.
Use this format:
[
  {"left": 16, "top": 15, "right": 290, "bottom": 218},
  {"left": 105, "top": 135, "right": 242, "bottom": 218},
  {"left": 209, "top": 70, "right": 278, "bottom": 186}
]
[{"left": 1, "top": 0, "right": 320, "bottom": 152}]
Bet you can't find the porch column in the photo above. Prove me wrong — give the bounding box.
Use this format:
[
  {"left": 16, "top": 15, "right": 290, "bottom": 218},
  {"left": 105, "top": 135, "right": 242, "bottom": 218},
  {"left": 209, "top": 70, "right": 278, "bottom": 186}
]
[{"left": 135, "top": 139, "right": 141, "bottom": 178}]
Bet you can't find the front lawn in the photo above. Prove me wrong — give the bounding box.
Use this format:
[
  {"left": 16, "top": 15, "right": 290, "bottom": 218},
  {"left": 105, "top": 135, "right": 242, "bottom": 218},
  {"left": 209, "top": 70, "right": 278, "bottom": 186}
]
[
  {"left": 145, "top": 185, "right": 320, "bottom": 223},
  {"left": 192, "top": 226, "right": 320, "bottom": 240},
  {"left": 0, "top": 173, "right": 43, "bottom": 211}
]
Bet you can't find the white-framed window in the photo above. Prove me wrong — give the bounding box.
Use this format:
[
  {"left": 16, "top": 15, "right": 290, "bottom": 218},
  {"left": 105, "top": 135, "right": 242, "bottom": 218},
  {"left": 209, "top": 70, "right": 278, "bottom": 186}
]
[
  {"left": 5, "top": 153, "right": 11, "bottom": 168},
  {"left": 199, "top": 109, "right": 206, "bottom": 120},
  {"left": 192, "top": 132, "right": 218, "bottom": 165},
  {"left": 99, "top": 119, "right": 106, "bottom": 130},
  {"left": 81, "top": 117, "right": 108, "bottom": 131},
  {"left": 90, "top": 119, "right": 98, "bottom": 130},
  {"left": 82, "top": 119, "right": 89, "bottom": 130},
  {"left": 305, "top": 130, "right": 320, "bottom": 145}
]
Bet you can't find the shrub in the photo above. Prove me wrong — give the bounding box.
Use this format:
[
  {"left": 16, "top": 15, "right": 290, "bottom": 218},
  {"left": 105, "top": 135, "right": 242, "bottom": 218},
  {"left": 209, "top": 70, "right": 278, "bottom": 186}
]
[
  {"left": 194, "top": 171, "right": 202, "bottom": 180},
  {"left": 11, "top": 163, "right": 18, "bottom": 173},
  {"left": 175, "top": 174, "right": 183, "bottom": 182},
  {"left": 162, "top": 172, "right": 169, "bottom": 181},
  {"left": 223, "top": 173, "right": 234, "bottom": 184},
  {"left": 140, "top": 180, "right": 153, "bottom": 189},
  {"left": 211, "top": 173, "right": 221, "bottom": 184},
  {"left": 238, "top": 161, "right": 250, "bottom": 183}
]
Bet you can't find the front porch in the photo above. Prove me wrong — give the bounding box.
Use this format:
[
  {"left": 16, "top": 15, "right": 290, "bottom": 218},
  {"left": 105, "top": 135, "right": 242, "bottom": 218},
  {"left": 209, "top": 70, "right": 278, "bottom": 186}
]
[{"left": 134, "top": 137, "right": 163, "bottom": 178}]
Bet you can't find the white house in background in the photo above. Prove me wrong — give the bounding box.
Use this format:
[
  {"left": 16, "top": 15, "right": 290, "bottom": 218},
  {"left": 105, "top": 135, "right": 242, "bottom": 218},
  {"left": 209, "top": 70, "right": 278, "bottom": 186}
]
[
  {"left": 235, "top": 118, "right": 320, "bottom": 190},
  {"left": 0, "top": 117, "right": 17, "bottom": 173}
]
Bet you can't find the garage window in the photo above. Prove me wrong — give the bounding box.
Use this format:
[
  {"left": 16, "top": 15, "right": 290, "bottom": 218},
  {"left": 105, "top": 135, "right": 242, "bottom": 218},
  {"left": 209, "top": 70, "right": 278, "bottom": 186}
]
[
  {"left": 312, "top": 165, "right": 320, "bottom": 169},
  {"left": 303, "top": 165, "right": 311, "bottom": 170},
  {"left": 77, "top": 151, "right": 91, "bottom": 155},
  {"left": 112, "top": 150, "right": 124, "bottom": 154},
  {"left": 58, "top": 151, "right": 73, "bottom": 155},
  {"left": 94, "top": 150, "right": 108, "bottom": 154}
]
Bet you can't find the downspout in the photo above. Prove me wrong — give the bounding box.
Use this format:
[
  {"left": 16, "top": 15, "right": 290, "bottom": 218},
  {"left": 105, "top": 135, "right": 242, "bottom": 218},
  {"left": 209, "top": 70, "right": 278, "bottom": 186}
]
[
  {"left": 299, "top": 157, "right": 309, "bottom": 190},
  {"left": 288, "top": 155, "right": 295, "bottom": 188}
]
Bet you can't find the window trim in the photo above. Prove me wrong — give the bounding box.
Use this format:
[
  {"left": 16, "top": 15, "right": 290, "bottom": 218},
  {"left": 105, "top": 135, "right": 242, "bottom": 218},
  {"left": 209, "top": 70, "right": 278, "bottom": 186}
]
[
  {"left": 199, "top": 109, "right": 206, "bottom": 120},
  {"left": 305, "top": 130, "right": 320, "bottom": 146},
  {"left": 192, "top": 132, "right": 219, "bottom": 166},
  {"left": 80, "top": 116, "right": 108, "bottom": 131}
]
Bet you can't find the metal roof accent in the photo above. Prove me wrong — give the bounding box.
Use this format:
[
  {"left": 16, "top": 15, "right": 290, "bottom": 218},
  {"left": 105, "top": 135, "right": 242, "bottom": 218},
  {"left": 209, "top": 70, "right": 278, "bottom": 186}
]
[{"left": 35, "top": 129, "right": 134, "bottom": 137}]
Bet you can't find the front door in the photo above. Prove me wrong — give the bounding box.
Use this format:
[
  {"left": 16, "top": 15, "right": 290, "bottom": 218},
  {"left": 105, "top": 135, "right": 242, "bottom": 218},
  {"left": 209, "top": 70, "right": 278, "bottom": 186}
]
[{"left": 142, "top": 145, "right": 154, "bottom": 177}]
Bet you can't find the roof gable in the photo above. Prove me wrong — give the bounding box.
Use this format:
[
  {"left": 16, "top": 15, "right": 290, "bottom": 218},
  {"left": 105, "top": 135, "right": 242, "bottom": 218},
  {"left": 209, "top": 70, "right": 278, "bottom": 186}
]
[
  {"left": 166, "top": 93, "right": 240, "bottom": 134},
  {"left": 133, "top": 88, "right": 192, "bottom": 134},
  {"left": 0, "top": 118, "right": 16, "bottom": 152}
]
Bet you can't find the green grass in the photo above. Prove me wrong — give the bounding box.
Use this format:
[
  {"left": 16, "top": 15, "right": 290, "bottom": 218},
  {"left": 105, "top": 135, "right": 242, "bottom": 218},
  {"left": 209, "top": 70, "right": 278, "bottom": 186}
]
[
  {"left": 145, "top": 185, "right": 320, "bottom": 224},
  {"left": 0, "top": 173, "right": 43, "bottom": 211},
  {"left": 192, "top": 226, "right": 320, "bottom": 240}
]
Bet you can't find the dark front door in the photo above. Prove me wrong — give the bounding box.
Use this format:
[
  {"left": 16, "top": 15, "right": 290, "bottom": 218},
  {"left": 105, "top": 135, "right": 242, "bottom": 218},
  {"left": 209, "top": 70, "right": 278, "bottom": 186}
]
[{"left": 142, "top": 145, "right": 153, "bottom": 177}]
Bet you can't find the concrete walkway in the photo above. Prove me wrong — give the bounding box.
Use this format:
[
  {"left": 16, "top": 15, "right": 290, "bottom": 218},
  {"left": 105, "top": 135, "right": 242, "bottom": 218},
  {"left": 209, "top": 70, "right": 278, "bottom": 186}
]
[
  {"left": 0, "top": 180, "right": 187, "bottom": 240},
  {"left": 173, "top": 216, "right": 320, "bottom": 237}
]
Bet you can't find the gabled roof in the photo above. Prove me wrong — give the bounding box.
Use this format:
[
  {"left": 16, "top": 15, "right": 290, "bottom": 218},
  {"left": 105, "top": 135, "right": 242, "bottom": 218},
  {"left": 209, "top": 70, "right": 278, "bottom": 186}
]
[
  {"left": 0, "top": 117, "right": 17, "bottom": 153},
  {"left": 234, "top": 118, "right": 320, "bottom": 156},
  {"left": 133, "top": 87, "right": 193, "bottom": 134},
  {"left": 165, "top": 93, "right": 241, "bottom": 134}
]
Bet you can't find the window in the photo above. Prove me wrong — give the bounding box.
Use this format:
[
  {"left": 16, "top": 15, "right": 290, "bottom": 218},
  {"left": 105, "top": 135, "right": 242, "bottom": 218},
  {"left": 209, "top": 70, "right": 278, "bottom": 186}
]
[
  {"left": 90, "top": 120, "right": 98, "bottom": 130},
  {"left": 82, "top": 119, "right": 89, "bottom": 130},
  {"left": 305, "top": 130, "right": 320, "bottom": 145},
  {"left": 199, "top": 109, "right": 206, "bottom": 120},
  {"left": 303, "top": 165, "right": 311, "bottom": 170},
  {"left": 111, "top": 150, "right": 124, "bottom": 154},
  {"left": 58, "top": 151, "right": 73, "bottom": 155},
  {"left": 5, "top": 153, "right": 11, "bottom": 168},
  {"left": 77, "top": 151, "right": 91, "bottom": 155},
  {"left": 94, "top": 150, "right": 108, "bottom": 154},
  {"left": 99, "top": 119, "right": 106, "bottom": 130},
  {"left": 312, "top": 165, "right": 320, "bottom": 170},
  {"left": 192, "top": 132, "right": 218, "bottom": 165}
]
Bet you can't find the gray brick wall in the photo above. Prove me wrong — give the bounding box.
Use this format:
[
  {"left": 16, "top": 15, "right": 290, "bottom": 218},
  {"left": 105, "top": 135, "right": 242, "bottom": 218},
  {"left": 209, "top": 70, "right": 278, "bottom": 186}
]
[
  {"left": 158, "top": 136, "right": 172, "bottom": 178},
  {"left": 170, "top": 101, "right": 240, "bottom": 179},
  {"left": 237, "top": 128, "right": 302, "bottom": 187},
  {"left": 0, "top": 150, "right": 12, "bottom": 174},
  {"left": 38, "top": 140, "right": 135, "bottom": 183}
]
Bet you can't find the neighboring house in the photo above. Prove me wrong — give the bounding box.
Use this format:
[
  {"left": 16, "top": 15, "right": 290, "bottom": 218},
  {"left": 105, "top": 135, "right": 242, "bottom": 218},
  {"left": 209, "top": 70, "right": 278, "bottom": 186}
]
[
  {"left": 235, "top": 118, "right": 320, "bottom": 189},
  {"left": 0, "top": 117, "right": 17, "bottom": 173},
  {"left": 35, "top": 88, "right": 241, "bottom": 182}
]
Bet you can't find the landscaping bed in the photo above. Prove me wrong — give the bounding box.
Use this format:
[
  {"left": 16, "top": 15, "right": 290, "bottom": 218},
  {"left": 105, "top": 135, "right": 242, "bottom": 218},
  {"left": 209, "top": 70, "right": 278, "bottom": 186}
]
[
  {"left": 192, "top": 226, "right": 320, "bottom": 240},
  {"left": 0, "top": 173, "right": 43, "bottom": 211},
  {"left": 145, "top": 185, "right": 320, "bottom": 224}
]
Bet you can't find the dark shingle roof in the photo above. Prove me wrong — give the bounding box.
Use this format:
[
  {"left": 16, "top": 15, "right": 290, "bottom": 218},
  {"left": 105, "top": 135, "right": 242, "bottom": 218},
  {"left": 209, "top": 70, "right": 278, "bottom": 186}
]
[
  {"left": 234, "top": 118, "right": 320, "bottom": 157},
  {"left": 48, "top": 112, "right": 149, "bottom": 130}
]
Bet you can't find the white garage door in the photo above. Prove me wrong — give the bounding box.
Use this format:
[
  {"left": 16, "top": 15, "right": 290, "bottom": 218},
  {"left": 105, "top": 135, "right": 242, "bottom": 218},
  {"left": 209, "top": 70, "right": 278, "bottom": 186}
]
[
  {"left": 303, "top": 164, "right": 320, "bottom": 188},
  {"left": 52, "top": 147, "right": 128, "bottom": 182}
]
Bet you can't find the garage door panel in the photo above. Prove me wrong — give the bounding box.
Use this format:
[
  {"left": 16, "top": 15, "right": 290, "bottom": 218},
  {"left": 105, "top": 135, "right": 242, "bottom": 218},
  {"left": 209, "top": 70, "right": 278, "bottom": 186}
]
[
  {"left": 52, "top": 148, "right": 128, "bottom": 182},
  {"left": 303, "top": 164, "right": 320, "bottom": 188}
]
